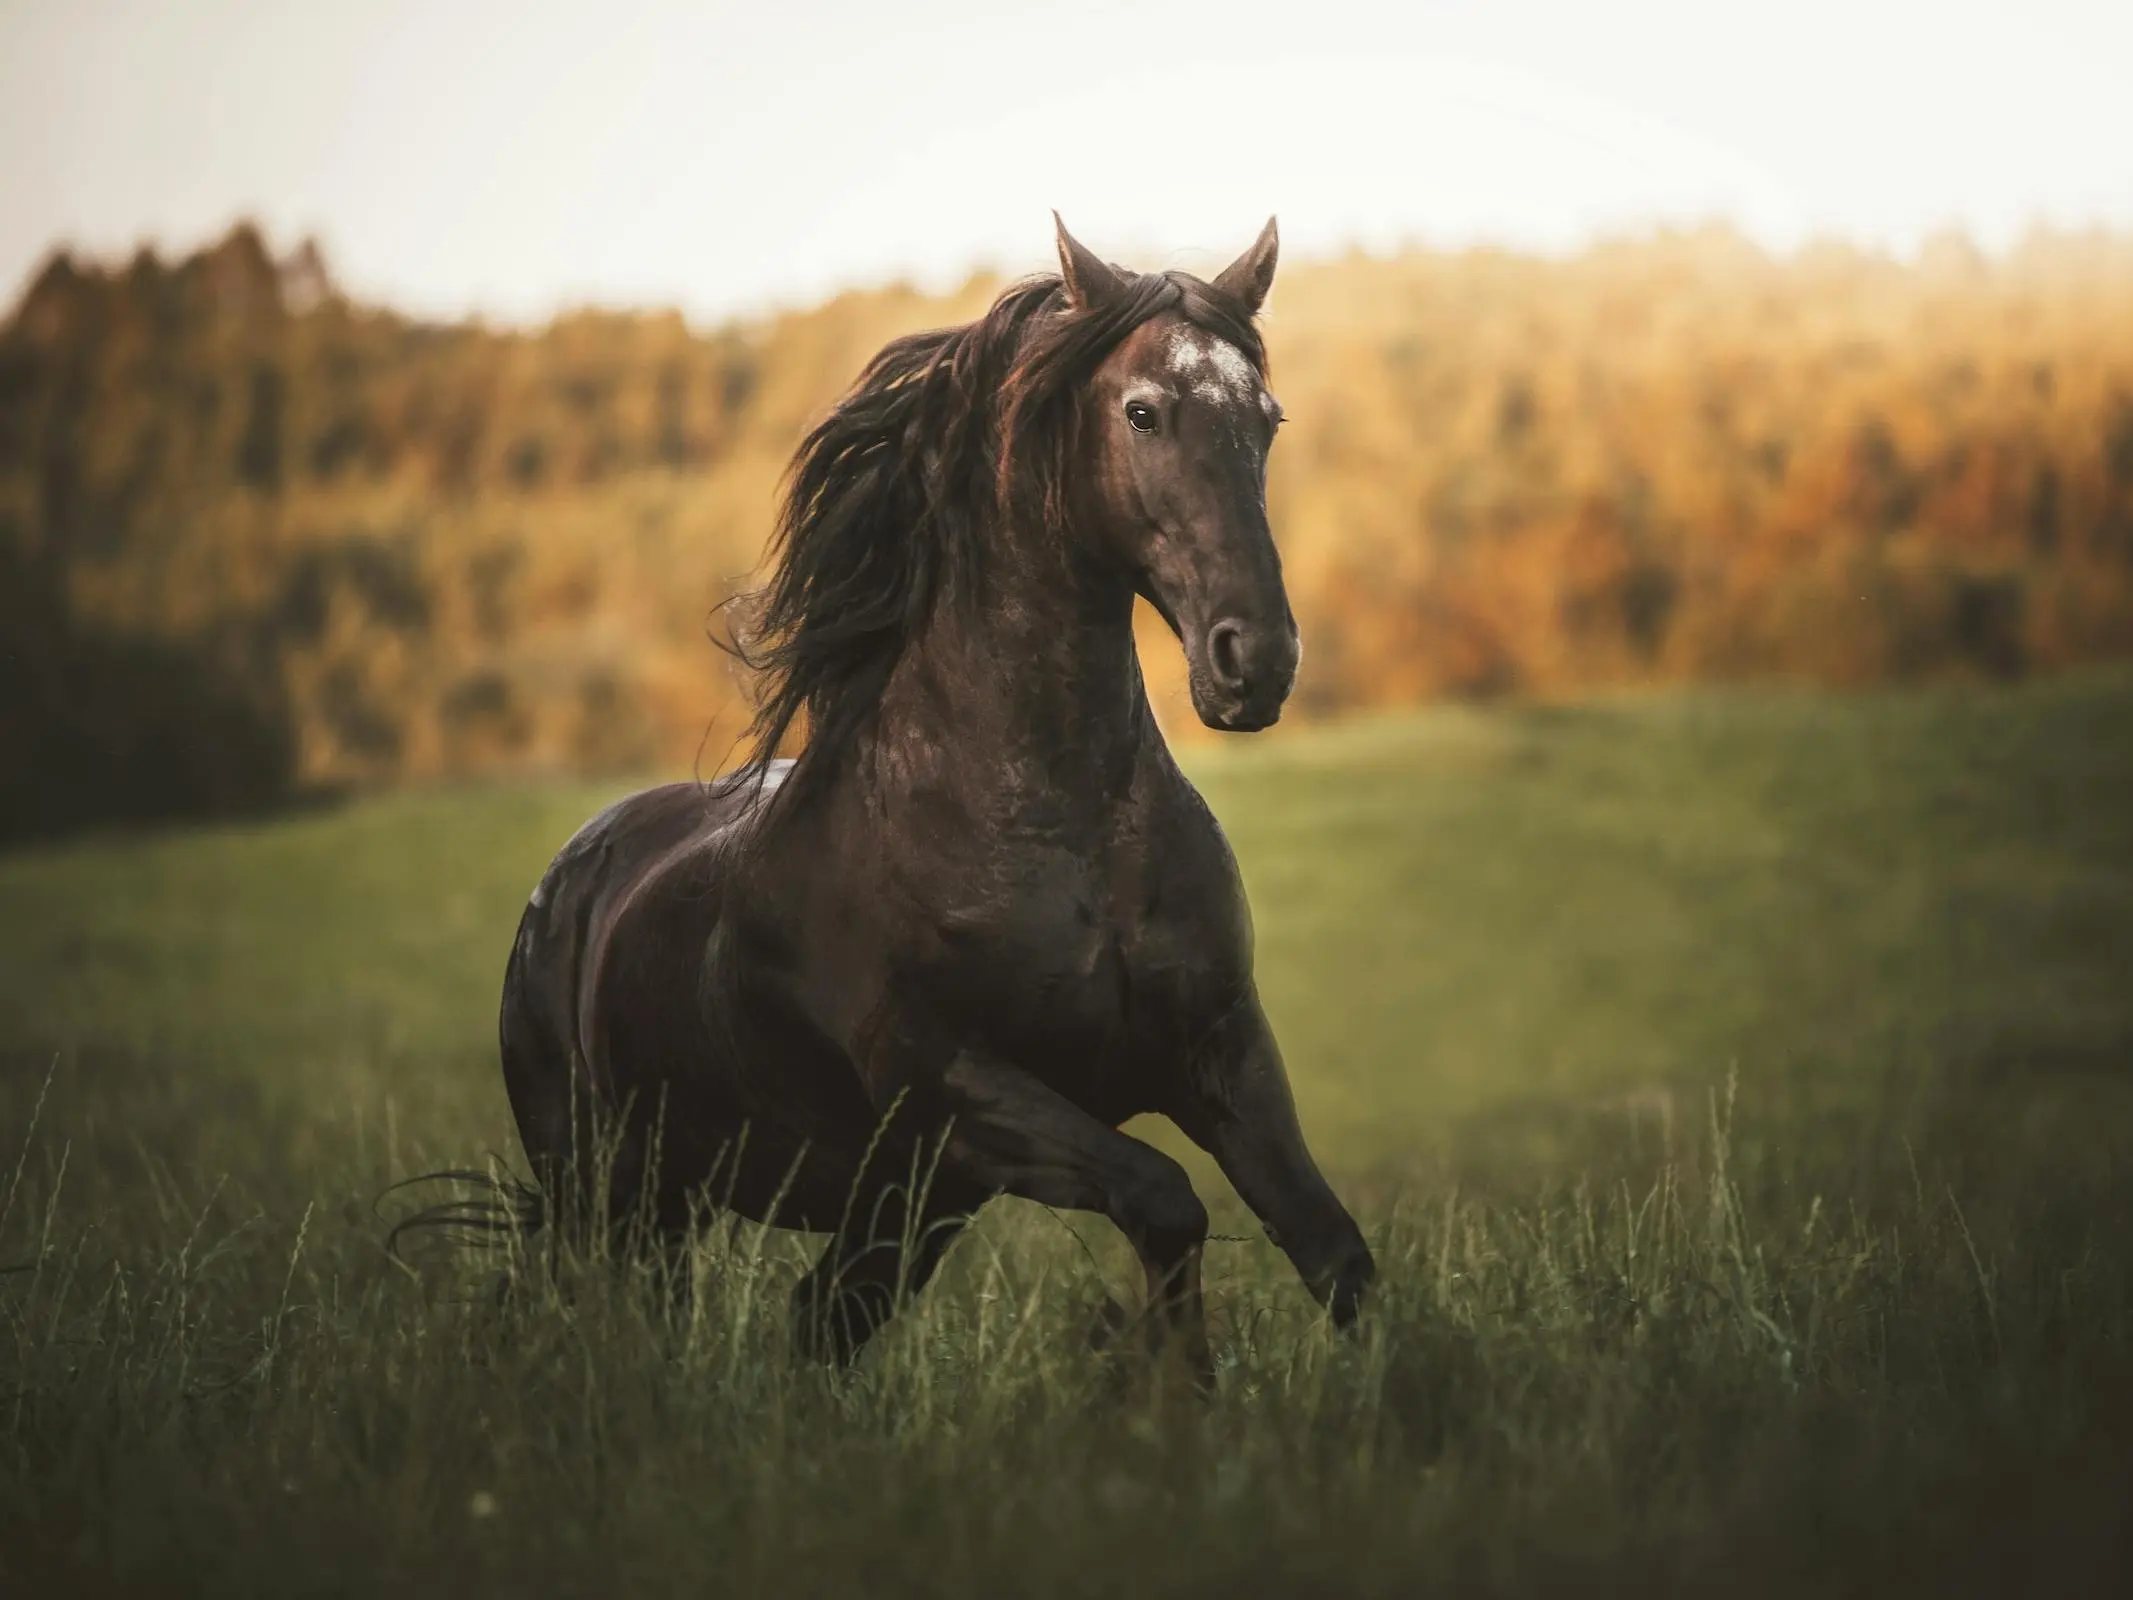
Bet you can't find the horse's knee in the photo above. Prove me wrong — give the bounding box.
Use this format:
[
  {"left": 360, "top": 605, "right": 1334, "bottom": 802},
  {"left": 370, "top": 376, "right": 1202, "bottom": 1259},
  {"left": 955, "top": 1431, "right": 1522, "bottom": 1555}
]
[{"left": 1128, "top": 1169, "right": 1209, "bottom": 1263}]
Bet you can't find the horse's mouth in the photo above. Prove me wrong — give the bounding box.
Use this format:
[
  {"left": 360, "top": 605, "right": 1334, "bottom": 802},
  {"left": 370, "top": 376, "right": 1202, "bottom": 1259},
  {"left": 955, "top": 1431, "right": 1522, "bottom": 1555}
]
[{"left": 1194, "top": 682, "right": 1289, "bottom": 733}]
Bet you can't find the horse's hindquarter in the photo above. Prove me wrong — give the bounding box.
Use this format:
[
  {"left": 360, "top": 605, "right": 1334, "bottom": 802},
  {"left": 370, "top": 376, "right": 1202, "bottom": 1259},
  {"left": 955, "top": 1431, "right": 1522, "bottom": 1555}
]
[{"left": 502, "top": 776, "right": 857, "bottom": 1217}]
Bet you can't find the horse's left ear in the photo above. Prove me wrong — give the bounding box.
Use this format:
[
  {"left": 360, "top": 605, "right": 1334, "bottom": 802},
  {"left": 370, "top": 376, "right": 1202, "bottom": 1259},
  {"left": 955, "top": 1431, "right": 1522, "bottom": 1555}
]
[
  {"left": 1053, "top": 212, "right": 1125, "bottom": 310},
  {"left": 1213, "top": 216, "right": 1280, "bottom": 315}
]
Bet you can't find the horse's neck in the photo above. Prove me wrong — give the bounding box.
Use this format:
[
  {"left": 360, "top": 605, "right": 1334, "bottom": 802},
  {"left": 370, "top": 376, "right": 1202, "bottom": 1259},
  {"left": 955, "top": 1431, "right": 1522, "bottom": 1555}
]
[{"left": 877, "top": 528, "right": 1153, "bottom": 804}]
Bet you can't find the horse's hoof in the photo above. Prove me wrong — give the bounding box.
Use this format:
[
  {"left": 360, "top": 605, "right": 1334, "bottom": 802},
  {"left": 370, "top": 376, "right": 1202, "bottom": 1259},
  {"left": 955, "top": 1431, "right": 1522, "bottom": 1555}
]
[
  {"left": 1086, "top": 1295, "right": 1133, "bottom": 1351},
  {"left": 1329, "top": 1245, "right": 1377, "bottom": 1330},
  {"left": 1103, "top": 1336, "right": 1217, "bottom": 1405},
  {"left": 1176, "top": 1337, "right": 1218, "bottom": 1398}
]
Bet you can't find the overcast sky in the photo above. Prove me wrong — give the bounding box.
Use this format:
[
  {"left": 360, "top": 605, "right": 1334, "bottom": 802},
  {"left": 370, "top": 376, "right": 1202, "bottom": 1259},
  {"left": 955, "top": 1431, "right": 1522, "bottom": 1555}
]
[{"left": 3, "top": 0, "right": 2129, "bottom": 326}]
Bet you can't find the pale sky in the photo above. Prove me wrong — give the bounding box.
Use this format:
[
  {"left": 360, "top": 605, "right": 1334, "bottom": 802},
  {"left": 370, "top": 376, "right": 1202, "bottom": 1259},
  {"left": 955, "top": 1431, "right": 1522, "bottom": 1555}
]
[{"left": 3, "top": 0, "right": 2130, "bottom": 326}]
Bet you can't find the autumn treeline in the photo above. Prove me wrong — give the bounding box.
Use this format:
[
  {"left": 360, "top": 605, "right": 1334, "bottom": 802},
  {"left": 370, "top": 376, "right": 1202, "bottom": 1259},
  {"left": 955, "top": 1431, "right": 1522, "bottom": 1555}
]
[{"left": 5, "top": 221, "right": 2133, "bottom": 839}]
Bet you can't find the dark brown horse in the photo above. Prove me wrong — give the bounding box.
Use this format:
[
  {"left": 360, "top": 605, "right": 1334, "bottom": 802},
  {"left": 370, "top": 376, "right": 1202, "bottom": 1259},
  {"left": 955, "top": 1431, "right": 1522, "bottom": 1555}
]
[{"left": 497, "top": 216, "right": 1374, "bottom": 1381}]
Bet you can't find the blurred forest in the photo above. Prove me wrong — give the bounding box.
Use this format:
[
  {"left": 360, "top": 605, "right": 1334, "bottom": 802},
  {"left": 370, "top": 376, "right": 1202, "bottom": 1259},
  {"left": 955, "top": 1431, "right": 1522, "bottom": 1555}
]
[{"left": 5, "top": 221, "right": 2133, "bottom": 840}]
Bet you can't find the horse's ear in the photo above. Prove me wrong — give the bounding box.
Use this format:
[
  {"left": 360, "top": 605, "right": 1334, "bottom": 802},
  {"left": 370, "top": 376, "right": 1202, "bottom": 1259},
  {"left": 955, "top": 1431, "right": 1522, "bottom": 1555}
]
[
  {"left": 1053, "top": 212, "right": 1124, "bottom": 310},
  {"left": 1213, "top": 216, "right": 1280, "bottom": 315}
]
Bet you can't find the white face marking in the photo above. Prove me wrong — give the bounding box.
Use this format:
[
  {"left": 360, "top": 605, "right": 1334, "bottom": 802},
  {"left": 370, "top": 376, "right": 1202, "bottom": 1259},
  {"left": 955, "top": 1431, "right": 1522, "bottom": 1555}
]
[
  {"left": 1204, "top": 337, "right": 1256, "bottom": 396},
  {"left": 1166, "top": 326, "right": 1258, "bottom": 409}
]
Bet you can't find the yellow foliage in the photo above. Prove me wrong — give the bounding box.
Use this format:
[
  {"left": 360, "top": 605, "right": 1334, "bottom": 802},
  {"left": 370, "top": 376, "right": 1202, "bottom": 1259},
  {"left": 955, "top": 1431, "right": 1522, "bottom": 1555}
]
[{"left": 4, "top": 222, "right": 2132, "bottom": 833}]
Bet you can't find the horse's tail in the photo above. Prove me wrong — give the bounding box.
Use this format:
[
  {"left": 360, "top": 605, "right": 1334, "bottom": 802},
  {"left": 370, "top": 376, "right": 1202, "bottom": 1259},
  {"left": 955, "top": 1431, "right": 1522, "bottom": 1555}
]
[{"left": 379, "top": 1161, "right": 547, "bottom": 1267}]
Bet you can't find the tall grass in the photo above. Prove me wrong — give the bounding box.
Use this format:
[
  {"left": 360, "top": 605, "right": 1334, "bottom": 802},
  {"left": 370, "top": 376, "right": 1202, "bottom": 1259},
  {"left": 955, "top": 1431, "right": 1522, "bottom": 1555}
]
[{"left": 4, "top": 1060, "right": 2128, "bottom": 1595}]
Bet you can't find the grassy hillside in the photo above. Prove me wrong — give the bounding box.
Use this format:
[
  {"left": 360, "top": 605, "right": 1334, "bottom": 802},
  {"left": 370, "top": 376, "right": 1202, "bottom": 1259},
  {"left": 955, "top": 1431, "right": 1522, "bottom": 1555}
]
[{"left": 3, "top": 674, "right": 2132, "bottom": 1593}]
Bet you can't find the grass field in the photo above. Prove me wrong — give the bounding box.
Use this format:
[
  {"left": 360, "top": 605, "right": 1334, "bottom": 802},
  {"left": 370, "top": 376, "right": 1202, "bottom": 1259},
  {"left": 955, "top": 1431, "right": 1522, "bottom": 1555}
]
[{"left": 4, "top": 673, "right": 2133, "bottom": 1595}]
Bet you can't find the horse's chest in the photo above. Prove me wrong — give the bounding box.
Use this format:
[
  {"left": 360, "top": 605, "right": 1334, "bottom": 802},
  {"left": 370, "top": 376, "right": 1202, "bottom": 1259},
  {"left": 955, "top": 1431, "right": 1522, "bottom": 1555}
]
[
  {"left": 857, "top": 781, "right": 1246, "bottom": 1107},
  {"left": 922, "top": 844, "right": 1223, "bottom": 1101},
  {"left": 938, "top": 857, "right": 1132, "bottom": 1037}
]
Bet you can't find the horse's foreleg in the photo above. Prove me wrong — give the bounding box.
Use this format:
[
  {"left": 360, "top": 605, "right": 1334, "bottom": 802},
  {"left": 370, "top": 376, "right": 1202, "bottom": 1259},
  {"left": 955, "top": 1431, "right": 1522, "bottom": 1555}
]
[
  {"left": 937, "top": 1052, "right": 1215, "bottom": 1386},
  {"left": 1171, "top": 993, "right": 1375, "bottom": 1326},
  {"left": 792, "top": 1184, "right": 973, "bottom": 1365}
]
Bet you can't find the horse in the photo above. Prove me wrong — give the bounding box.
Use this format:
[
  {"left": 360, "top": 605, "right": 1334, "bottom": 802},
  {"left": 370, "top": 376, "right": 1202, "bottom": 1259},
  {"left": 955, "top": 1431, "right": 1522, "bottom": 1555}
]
[{"left": 496, "top": 215, "right": 1376, "bottom": 1383}]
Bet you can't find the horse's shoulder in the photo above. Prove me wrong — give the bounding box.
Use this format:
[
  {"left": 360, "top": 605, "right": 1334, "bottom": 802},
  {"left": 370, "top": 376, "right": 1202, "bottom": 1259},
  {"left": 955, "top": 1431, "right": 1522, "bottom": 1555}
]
[{"left": 1118, "top": 751, "right": 1254, "bottom": 990}]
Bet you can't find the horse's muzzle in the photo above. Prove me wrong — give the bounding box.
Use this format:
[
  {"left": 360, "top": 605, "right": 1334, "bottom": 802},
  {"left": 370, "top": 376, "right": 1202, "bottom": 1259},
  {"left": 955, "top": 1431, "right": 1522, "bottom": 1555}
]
[{"left": 1196, "top": 615, "right": 1298, "bottom": 731}]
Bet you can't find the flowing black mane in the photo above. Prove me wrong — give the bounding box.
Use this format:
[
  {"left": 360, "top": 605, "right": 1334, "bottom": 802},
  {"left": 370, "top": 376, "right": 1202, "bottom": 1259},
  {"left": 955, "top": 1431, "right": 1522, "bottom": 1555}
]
[{"left": 717, "top": 266, "right": 1267, "bottom": 810}]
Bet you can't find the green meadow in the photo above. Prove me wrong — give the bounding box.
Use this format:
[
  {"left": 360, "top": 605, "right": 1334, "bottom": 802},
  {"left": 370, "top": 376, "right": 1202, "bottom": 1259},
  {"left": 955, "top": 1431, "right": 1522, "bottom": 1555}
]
[{"left": 4, "top": 672, "right": 2132, "bottom": 1595}]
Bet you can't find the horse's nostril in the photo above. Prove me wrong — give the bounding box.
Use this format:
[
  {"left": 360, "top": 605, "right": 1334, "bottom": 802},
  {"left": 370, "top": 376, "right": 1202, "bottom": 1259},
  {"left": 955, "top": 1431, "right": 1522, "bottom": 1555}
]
[{"left": 1209, "top": 621, "right": 1246, "bottom": 688}]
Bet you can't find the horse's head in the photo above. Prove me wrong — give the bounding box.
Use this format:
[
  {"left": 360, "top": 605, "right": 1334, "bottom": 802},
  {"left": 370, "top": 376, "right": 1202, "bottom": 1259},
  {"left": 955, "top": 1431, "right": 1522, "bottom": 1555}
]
[{"left": 1055, "top": 217, "right": 1296, "bottom": 732}]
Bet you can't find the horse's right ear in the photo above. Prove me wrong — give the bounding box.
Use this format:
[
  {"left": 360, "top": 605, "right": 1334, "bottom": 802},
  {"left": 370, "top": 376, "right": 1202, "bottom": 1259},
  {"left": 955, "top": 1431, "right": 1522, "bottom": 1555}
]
[
  {"left": 1053, "top": 213, "right": 1124, "bottom": 310},
  {"left": 1213, "top": 216, "right": 1279, "bottom": 316}
]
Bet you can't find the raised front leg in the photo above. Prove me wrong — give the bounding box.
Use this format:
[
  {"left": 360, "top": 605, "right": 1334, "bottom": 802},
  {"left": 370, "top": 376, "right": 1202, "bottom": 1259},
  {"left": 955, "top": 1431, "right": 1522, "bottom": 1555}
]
[
  {"left": 935, "top": 1051, "right": 1215, "bottom": 1385},
  {"left": 1170, "top": 992, "right": 1375, "bottom": 1325}
]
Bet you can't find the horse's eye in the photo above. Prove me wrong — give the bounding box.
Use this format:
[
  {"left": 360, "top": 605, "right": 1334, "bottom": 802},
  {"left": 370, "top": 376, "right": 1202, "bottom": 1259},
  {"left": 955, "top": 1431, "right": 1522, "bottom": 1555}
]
[{"left": 1125, "top": 401, "right": 1158, "bottom": 435}]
